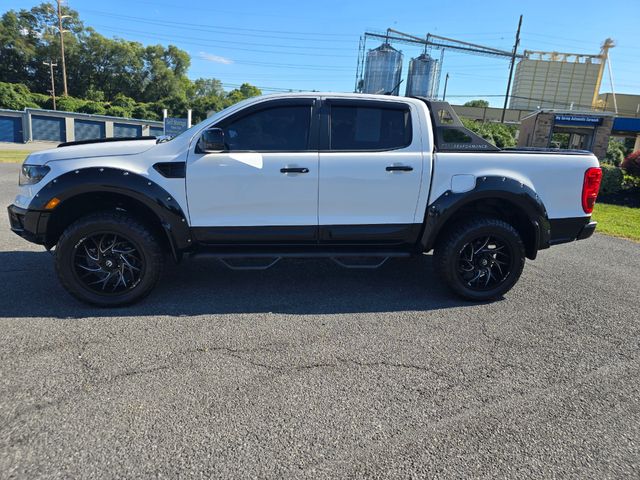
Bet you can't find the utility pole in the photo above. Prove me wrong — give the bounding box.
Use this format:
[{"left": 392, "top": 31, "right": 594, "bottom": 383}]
[
  {"left": 43, "top": 61, "right": 58, "bottom": 110},
  {"left": 442, "top": 73, "right": 449, "bottom": 101},
  {"left": 56, "top": 0, "right": 68, "bottom": 96},
  {"left": 501, "top": 14, "right": 522, "bottom": 123}
]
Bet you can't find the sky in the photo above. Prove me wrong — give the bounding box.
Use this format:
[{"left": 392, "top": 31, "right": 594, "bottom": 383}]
[{"left": 6, "top": 0, "right": 640, "bottom": 106}]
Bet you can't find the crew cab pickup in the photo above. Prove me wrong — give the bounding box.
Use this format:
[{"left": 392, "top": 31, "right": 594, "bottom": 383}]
[{"left": 8, "top": 93, "right": 602, "bottom": 306}]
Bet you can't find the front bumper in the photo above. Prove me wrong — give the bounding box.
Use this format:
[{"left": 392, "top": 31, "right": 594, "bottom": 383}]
[{"left": 7, "top": 204, "right": 50, "bottom": 245}]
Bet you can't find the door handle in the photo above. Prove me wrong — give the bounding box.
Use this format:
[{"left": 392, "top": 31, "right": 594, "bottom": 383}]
[
  {"left": 280, "top": 167, "right": 309, "bottom": 174},
  {"left": 386, "top": 165, "right": 413, "bottom": 172}
]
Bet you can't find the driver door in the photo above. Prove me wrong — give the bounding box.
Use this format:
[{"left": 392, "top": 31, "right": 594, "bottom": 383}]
[{"left": 186, "top": 98, "right": 319, "bottom": 244}]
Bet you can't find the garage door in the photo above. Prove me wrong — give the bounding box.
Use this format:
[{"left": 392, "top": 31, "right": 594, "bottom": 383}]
[
  {"left": 149, "top": 126, "right": 164, "bottom": 137},
  {"left": 114, "top": 123, "right": 142, "bottom": 138},
  {"left": 0, "top": 116, "right": 23, "bottom": 143},
  {"left": 32, "top": 116, "right": 65, "bottom": 142},
  {"left": 74, "top": 119, "right": 105, "bottom": 141}
]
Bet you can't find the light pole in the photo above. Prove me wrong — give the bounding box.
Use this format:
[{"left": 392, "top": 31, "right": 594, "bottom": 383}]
[{"left": 43, "top": 61, "right": 58, "bottom": 110}]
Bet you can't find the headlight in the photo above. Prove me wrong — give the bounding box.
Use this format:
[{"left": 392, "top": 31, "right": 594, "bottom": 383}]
[{"left": 19, "top": 164, "right": 51, "bottom": 186}]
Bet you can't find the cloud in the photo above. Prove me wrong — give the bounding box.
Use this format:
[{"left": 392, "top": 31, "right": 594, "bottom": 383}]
[{"left": 198, "top": 52, "right": 233, "bottom": 65}]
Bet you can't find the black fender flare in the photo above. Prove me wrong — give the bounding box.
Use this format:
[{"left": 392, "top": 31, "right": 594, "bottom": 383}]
[
  {"left": 420, "top": 176, "right": 551, "bottom": 258},
  {"left": 29, "top": 167, "right": 192, "bottom": 258}
]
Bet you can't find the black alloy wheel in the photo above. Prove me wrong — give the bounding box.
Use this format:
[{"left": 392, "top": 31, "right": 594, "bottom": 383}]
[
  {"left": 456, "top": 235, "right": 512, "bottom": 291},
  {"left": 434, "top": 217, "right": 525, "bottom": 301},
  {"left": 55, "top": 212, "right": 164, "bottom": 307},
  {"left": 73, "top": 232, "right": 144, "bottom": 294}
]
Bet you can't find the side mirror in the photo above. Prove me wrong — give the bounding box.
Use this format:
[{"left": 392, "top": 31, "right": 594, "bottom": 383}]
[{"left": 197, "top": 128, "right": 225, "bottom": 153}]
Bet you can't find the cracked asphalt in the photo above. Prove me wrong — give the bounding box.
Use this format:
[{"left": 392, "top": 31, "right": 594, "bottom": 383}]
[{"left": 1, "top": 163, "right": 639, "bottom": 478}]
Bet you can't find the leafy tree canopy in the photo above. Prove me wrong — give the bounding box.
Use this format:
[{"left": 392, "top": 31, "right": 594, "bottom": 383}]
[
  {"left": 463, "top": 99, "right": 490, "bottom": 108},
  {"left": 0, "top": 3, "right": 261, "bottom": 120}
]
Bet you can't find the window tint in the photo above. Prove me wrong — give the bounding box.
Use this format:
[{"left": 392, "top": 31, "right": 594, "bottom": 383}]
[
  {"left": 221, "top": 105, "right": 311, "bottom": 151},
  {"left": 330, "top": 105, "right": 411, "bottom": 150},
  {"left": 442, "top": 128, "right": 472, "bottom": 143}
]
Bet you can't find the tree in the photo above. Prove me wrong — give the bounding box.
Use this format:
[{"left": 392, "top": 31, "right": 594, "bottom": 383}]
[
  {"left": 463, "top": 100, "right": 489, "bottom": 108},
  {"left": 226, "top": 83, "right": 262, "bottom": 104},
  {"left": 192, "top": 78, "right": 224, "bottom": 98},
  {"left": 461, "top": 118, "right": 517, "bottom": 149}
]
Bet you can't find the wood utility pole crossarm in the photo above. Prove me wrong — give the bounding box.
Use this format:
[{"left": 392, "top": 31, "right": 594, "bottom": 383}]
[{"left": 56, "top": 0, "right": 68, "bottom": 96}]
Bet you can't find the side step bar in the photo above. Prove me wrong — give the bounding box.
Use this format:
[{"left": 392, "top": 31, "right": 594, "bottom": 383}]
[{"left": 189, "top": 251, "right": 411, "bottom": 271}]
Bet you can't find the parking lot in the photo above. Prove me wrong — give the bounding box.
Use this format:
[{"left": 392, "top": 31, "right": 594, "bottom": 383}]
[{"left": 0, "top": 162, "right": 638, "bottom": 478}]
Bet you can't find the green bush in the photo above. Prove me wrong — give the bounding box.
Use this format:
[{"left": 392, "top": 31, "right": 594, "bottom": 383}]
[
  {"left": 599, "top": 163, "right": 623, "bottom": 195},
  {"left": 111, "top": 93, "right": 136, "bottom": 110},
  {"left": 623, "top": 173, "right": 640, "bottom": 189},
  {"left": 460, "top": 118, "right": 517, "bottom": 148},
  {"left": 0, "top": 82, "right": 40, "bottom": 109},
  {"left": 78, "top": 101, "right": 107, "bottom": 115},
  {"left": 132, "top": 104, "right": 160, "bottom": 121},
  {"left": 605, "top": 140, "right": 626, "bottom": 166},
  {"left": 104, "top": 105, "right": 131, "bottom": 118},
  {"left": 54, "top": 96, "right": 86, "bottom": 113}
]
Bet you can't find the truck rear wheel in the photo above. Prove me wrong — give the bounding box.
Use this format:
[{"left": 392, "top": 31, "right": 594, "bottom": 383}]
[
  {"left": 55, "top": 212, "right": 164, "bottom": 307},
  {"left": 434, "top": 217, "right": 525, "bottom": 301}
]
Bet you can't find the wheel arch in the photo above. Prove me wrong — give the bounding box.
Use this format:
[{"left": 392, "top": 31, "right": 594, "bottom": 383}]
[
  {"left": 420, "top": 176, "right": 550, "bottom": 260},
  {"left": 28, "top": 167, "right": 192, "bottom": 260}
]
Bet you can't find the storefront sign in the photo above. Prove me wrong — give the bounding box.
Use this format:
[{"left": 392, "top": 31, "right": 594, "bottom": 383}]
[{"left": 554, "top": 115, "right": 603, "bottom": 126}]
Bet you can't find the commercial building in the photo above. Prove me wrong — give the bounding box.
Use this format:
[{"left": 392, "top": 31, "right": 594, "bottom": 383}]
[
  {"left": 0, "top": 108, "right": 163, "bottom": 144},
  {"left": 509, "top": 39, "right": 614, "bottom": 111},
  {"left": 596, "top": 92, "right": 640, "bottom": 117},
  {"left": 517, "top": 109, "right": 640, "bottom": 159}
]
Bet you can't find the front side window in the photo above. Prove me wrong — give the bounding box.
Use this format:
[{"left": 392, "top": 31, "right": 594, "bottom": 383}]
[
  {"left": 330, "top": 105, "right": 411, "bottom": 151},
  {"left": 221, "top": 105, "right": 311, "bottom": 151}
]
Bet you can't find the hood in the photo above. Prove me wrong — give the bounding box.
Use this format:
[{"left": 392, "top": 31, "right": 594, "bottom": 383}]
[{"left": 24, "top": 139, "right": 158, "bottom": 166}]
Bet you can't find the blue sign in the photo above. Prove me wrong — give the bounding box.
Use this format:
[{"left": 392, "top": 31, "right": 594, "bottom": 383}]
[
  {"left": 164, "top": 117, "right": 189, "bottom": 136},
  {"left": 554, "top": 115, "right": 604, "bottom": 126},
  {"left": 612, "top": 117, "right": 640, "bottom": 133}
]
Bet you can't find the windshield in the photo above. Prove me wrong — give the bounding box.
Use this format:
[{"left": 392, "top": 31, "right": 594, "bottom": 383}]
[{"left": 156, "top": 97, "right": 261, "bottom": 144}]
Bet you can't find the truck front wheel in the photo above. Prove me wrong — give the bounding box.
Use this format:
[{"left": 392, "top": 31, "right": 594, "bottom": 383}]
[
  {"left": 434, "top": 217, "right": 525, "bottom": 301},
  {"left": 55, "top": 212, "right": 164, "bottom": 307}
]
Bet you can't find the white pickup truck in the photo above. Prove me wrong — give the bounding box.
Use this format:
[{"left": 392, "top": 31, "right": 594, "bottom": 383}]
[{"left": 8, "top": 93, "right": 602, "bottom": 306}]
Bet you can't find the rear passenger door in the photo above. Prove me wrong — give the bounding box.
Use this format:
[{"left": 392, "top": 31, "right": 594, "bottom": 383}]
[{"left": 318, "top": 98, "right": 424, "bottom": 245}]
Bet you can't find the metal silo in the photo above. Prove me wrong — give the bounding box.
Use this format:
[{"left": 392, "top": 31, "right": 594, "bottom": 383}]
[
  {"left": 405, "top": 53, "right": 440, "bottom": 99},
  {"left": 363, "top": 43, "right": 403, "bottom": 95}
]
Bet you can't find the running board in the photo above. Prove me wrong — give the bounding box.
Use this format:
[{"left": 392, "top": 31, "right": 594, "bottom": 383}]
[{"left": 190, "top": 251, "right": 411, "bottom": 271}]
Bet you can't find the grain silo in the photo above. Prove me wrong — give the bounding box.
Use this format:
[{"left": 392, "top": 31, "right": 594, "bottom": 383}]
[
  {"left": 405, "top": 53, "right": 440, "bottom": 99},
  {"left": 362, "top": 43, "right": 403, "bottom": 95}
]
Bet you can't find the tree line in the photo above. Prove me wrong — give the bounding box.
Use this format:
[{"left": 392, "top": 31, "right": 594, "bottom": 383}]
[{"left": 0, "top": 3, "right": 262, "bottom": 121}]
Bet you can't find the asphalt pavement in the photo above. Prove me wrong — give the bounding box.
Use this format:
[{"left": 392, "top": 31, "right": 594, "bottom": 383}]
[{"left": 0, "top": 163, "right": 638, "bottom": 478}]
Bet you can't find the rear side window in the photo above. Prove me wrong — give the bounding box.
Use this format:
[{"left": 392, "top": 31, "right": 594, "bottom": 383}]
[
  {"left": 330, "top": 105, "right": 412, "bottom": 151},
  {"left": 221, "top": 105, "right": 311, "bottom": 151}
]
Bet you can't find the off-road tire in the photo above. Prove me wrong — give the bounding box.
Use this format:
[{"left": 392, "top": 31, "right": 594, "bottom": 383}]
[
  {"left": 434, "top": 216, "right": 525, "bottom": 301},
  {"left": 55, "top": 211, "right": 164, "bottom": 307}
]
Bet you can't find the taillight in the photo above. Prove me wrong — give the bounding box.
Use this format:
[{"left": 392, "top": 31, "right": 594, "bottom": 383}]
[{"left": 582, "top": 167, "right": 602, "bottom": 214}]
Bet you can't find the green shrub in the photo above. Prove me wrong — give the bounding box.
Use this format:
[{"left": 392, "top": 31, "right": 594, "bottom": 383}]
[
  {"left": 55, "top": 96, "right": 86, "bottom": 113},
  {"left": 105, "top": 105, "right": 131, "bottom": 118},
  {"left": 111, "top": 93, "right": 136, "bottom": 110},
  {"left": 605, "top": 140, "right": 626, "bottom": 166},
  {"left": 132, "top": 104, "right": 160, "bottom": 121},
  {"left": 0, "top": 82, "right": 39, "bottom": 110},
  {"left": 599, "top": 163, "right": 623, "bottom": 195},
  {"left": 78, "top": 101, "right": 107, "bottom": 115},
  {"left": 623, "top": 173, "right": 640, "bottom": 189}
]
